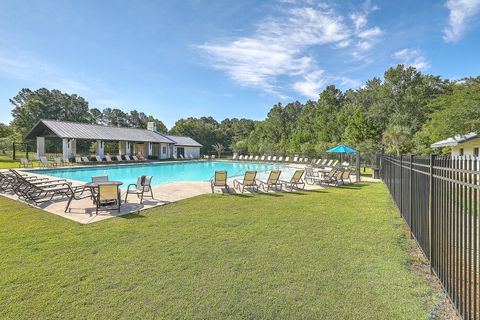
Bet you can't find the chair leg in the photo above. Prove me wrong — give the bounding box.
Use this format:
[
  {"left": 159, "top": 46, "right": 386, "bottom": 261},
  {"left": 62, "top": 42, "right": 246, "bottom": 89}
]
[
  {"left": 124, "top": 192, "right": 129, "bottom": 203},
  {"left": 140, "top": 192, "right": 144, "bottom": 204},
  {"left": 64, "top": 195, "right": 73, "bottom": 213}
]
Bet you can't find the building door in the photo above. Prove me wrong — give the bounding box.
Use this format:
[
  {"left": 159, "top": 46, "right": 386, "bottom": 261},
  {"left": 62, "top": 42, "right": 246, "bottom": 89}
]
[{"left": 177, "top": 147, "right": 185, "bottom": 158}]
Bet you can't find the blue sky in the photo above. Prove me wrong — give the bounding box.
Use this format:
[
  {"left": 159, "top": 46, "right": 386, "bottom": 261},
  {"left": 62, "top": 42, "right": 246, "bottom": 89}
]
[{"left": 0, "top": 0, "right": 479, "bottom": 128}]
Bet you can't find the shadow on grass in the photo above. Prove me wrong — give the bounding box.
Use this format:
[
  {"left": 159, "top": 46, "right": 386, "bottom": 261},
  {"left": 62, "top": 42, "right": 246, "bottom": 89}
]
[
  {"left": 120, "top": 212, "right": 147, "bottom": 219},
  {"left": 336, "top": 183, "right": 369, "bottom": 190}
]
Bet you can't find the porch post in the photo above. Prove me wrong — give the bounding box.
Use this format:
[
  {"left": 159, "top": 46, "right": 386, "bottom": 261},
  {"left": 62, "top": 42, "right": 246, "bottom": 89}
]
[
  {"left": 147, "top": 142, "right": 153, "bottom": 157},
  {"left": 118, "top": 141, "right": 125, "bottom": 156},
  {"left": 36, "top": 137, "right": 45, "bottom": 157},
  {"left": 62, "top": 138, "right": 70, "bottom": 159},
  {"left": 96, "top": 140, "right": 105, "bottom": 157},
  {"left": 125, "top": 141, "right": 131, "bottom": 155},
  {"left": 69, "top": 139, "right": 76, "bottom": 157}
]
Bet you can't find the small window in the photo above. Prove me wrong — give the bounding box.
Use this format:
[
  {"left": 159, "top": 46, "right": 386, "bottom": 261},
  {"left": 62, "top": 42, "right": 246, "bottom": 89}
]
[
  {"left": 162, "top": 146, "right": 167, "bottom": 154},
  {"left": 474, "top": 147, "right": 479, "bottom": 157},
  {"left": 459, "top": 148, "right": 464, "bottom": 156}
]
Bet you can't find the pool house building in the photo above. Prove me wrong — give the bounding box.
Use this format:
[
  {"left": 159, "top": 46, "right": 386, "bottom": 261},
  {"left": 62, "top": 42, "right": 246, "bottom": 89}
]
[{"left": 25, "top": 120, "right": 202, "bottom": 159}]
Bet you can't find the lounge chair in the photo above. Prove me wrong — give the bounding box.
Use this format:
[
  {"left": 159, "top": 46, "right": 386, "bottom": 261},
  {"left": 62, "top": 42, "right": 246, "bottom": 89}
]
[
  {"left": 132, "top": 155, "right": 142, "bottom": 162},
  {"left": 293, "top": 156, "right": 298, "bottom": 162},
  {"left": 105, "top": 155, "right": 114, "bottom": 163},
  {"left": 254, "top": 155, "right": 259, "bottom": 161},
  {"left": 305, "top": 167, "right": 322, "bottom": 185},
  {"left": 238, "top": 155, "right": 243, "bottom": 160},
  {"left": 340, "top": 169, "right": 352, "bottom": 184},
  {"left": 172, "top": 154, "right": 178, "bottom": 160},
  {"left": 298, "top": 157, "right": 303, "bottom": 163},
  {"left": 189, "top": 154, "right": 194, "bottom": 159},
  {"left": 233, "top": 171, "right": 257, "bottom": 193},
  {"left": 267, "top": 156, "right": 272, "bottom": 162},
  {"left": 321, "top": 168, "right": 339, "bottom": 185},
  {"left": 285, "top": 156, "right": 290, "bottom": 162},
  {"left": 39, "top": 156, "right": 52, "bottom": 168},
  {"left": 81, "top": 156, "right": 91, "bottom": 164},
  {"left": 179, "top": 154, "right": 185, "bottom": 159},
  {"left": 19, "top": 158, "right": 33, "bottom": 168},
  {"left": 64, "top": 184, "right": 94, "bottom": 212},
  {"left": 63, "top": 157, "right": 73, "bottom": 165},
  {"left": 124, "top": 155, "right": 132, "bottom": 162},
  {"left": 53, "top": 157, "right": 63, "bottom": 166},
  {"left": 260, "top": 155, "right": 266, "bottom": 161},
  {"left": 95, "top": 155, "right": 104, "bottom": 163},
  {"left": 10, "top": 172, "right": 71, "bottom": 204},
  {"left": 125, "top": 176, "right": 154, "bottom": 203},
  {"left": 75, "top": 156, "right": 83, "bottom": 164},
  {"left": 325, "top": 160, "right": 333, "bottom": 167},
  {"left": 232, "top": 154, "right": 238, "bottom": 160},
  {"left": 278, "top": 156, "right": 283, "bottom": 162},
  {"left": 211, "top": 155, "right": 216, "bottom": 159},
  {"left": 281, "top": 170, "right": 305, "bottom": 190},
  {"left": 341, "top": 161, "right": 350, "bottom": 168},
  {"left": 330, "top": 160, "right": 339, "bottom": 167},
  {"left": 210, "top": 171, "right": 229, "bottom": 193},
  {"left": 272, "top": 156, "right": 277, "bottom": 162},
  {"left": 115, "top": 155, "right": 123, "bottom": 162},
  {"left": 304, "top": 158, "right": 309, "bottom": 163},
  {"left": 258, "top": 170, "right": 282, "bottom": 191},
  {"left": 96, "top": 183, "right": 121, "bottom": 214}
]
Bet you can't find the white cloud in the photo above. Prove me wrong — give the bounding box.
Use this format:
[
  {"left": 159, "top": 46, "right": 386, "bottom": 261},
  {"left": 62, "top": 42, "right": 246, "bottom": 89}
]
[
  {"left": 393, "top": 48, "right": 430, "bottom": 70},
  {"left": 443, "top": 0, "right": 480, "bottom": 42},
  {"left": 292, "top": 70, "right": 326, "bottom": 98},
  {"left": 198, "top": 2, "right": 382, "bottom": 98}
]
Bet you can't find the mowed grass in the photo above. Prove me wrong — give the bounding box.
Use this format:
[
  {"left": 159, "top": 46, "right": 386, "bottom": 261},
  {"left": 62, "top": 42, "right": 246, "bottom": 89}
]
[
  {"left": 0, "top": 183, "right": 440, "bottom": 319},
  {"left": 0, "top": 154, "right": 18, "bottom": 168}
]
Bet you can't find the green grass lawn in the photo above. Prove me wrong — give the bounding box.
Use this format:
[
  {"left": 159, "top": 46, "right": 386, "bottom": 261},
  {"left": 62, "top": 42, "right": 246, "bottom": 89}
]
[
  {"left": 0, "top": 183, "right": 441, "bottom": 319},
  {"left": 0, "top": 154, "right": 18, "bottom": 168}
]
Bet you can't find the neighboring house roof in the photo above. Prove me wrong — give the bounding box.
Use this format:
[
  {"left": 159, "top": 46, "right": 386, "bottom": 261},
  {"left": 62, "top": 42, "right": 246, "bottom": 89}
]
[
  {"left": 430, "top": 132, "right": 478, "bottom": 148},
  {"left": 25, "top": 119, "right": 175, "bottom": 144},
  {"left": 163, "top": 134, "right": 203, "bottom": 147}
]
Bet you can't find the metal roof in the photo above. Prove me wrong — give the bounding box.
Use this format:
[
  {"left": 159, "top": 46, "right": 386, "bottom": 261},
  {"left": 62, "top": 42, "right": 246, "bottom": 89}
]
[
  {"left": 430, "top": 132, "right": 478, "bottom": 148},
  {"left": 163, "top": 134, "right": 203, "bottom": 147},
  {"left": 25, "top": 120, "right": 175, "bottom": 143}
]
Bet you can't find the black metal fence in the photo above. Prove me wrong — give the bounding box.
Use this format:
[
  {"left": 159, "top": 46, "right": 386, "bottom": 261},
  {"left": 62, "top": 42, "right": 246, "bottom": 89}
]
[{"left": 381, "top": 154, "right": 479, "bottom": 319}]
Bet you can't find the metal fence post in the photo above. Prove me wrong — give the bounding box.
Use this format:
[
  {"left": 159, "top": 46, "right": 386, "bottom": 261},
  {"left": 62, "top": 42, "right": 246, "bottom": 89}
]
[
  {"left": 400, "top": 154, "right": 403, "bottom": 216},
  {"left": 429, "top": 154, "right": 436, "bottom": 274},
  {"left": 356, "top": 151, "right": 361, "bottom": 183},
  {"left": 409, "top": 154, "right": 413, "bottom": 239}
]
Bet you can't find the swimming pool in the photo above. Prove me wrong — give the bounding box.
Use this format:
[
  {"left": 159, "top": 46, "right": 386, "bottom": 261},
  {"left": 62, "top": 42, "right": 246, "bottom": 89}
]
[{"left": 31, "top": 161, "right": 289, "bottom": 186}]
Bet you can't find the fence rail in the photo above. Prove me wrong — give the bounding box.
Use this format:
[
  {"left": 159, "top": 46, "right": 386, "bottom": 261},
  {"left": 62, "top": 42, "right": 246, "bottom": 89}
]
[{"left": 381, "top": 154, "right": 479, "bottom": 320}]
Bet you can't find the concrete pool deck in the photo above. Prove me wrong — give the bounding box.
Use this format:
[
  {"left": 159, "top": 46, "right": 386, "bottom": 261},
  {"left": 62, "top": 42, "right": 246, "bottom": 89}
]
[{"left": 1, "top": 161, "right": 378, "bottom": 224}]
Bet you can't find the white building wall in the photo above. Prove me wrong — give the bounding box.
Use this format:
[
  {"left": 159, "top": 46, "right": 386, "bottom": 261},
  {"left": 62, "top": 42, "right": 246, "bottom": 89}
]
[{"left": 451, "top": 138, "right": 480, "bottom": 156}]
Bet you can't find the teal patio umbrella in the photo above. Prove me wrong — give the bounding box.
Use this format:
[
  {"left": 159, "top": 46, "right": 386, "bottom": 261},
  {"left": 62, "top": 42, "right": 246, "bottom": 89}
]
[{"left": 325, "top": 145, "right": 358, "bottom": 162}]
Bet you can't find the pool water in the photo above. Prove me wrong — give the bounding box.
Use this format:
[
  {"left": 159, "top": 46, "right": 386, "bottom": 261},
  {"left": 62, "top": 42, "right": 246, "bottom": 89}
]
[{"left": 31, "top": 161, "right": 291, "bottom": 186}]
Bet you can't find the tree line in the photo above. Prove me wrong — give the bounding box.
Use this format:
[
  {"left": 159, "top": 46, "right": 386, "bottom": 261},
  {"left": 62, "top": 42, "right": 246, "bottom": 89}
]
[{"left": 1, "top": 65, "right": 479, "bottom": 156}]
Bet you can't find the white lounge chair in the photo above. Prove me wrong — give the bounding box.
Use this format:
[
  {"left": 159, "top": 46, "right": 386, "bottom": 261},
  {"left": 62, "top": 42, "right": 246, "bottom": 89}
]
[
  {"left": 260, "top": 155, "right": 266, "bottom": 161},
  {"left": 81, "top": 156, "right": 91, "bottom": 164},
  {"left": 293, "top": 156, "right": 298, "bottom": 162},
  {"left": 232, "top": 154, "right": 238, "bottom": 160},
  {"left": 95, "top": 155, "right": 104, "bottom": 163},
  {"left": 105, "top": 155, "right": 113, "bottom": 163},
  {"left": 285, "top": 156, "right": 290, "bottom": 162},
  {"left": 189, "top": 154, "right": 194, "bottom": 159},
  {"left": 278, "top": 156, "right": 283, "bottom": 162},
  {"left": 179, "top": 154, "right": 184, "bottom": 159},
  {"left": 238, "top": 155, "right": 243, "bottom": 160},
  {"left": 254, "top": 155, "right": 259, "bottom": 161},
  {"left": 19, "top": 158, "right": 33, "bottom": 168},
  {"left": 248, "top": 155, "right": 254, "bottom": 161},
  {"left": 298, "top": 158, "right": 303, "bottom": 163},
  {"left": 267, "top": 156, "right": 272, "bottom": 162},
  {"left": 75, "top": 156, "right": 83, "bottom": 164},
  {"left": 272, "top": 156, "right": 277, "bottom": 162},
  {"left": 39, "top": 156, "right": 52, "bottom": 167}
]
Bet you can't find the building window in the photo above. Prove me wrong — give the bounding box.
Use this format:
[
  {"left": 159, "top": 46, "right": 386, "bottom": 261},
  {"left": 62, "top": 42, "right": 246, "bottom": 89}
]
[
  {"left": 474, "top": 147, "right": 479, "bottom": 157},
  {"left": 459, "top": 148, "right": 464, "bottom": 156},
  {"left": 162, "top": 146, "right": 167, "bottom": 154}
]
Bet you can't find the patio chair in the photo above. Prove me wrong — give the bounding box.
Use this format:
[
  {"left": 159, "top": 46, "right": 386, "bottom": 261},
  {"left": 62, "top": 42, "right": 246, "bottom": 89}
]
[
  {"left": 340, "top": 168, "right": 352, "bottom": 184},
  {"left": 284, "top": 156, "right": 290, "bottom": 162},
  {"left": 258, "top": 170, "right": 282, "bottom": 191},
  {"left": 95, "top": 155, "right": 104, "bottom": 163},
  {"left": 189, "top": 154, "right": 194, "bottom": 159},
  {"left": 272, "top": 156, "right": 277, "bottom": 162},
  {"left": 81, "top": 156, "right": 91, "bottom": 164},
  {"left": 304, "top": 158, "right": 309, "bottom": 163},
  {"left": 293, "top": 156, "right": 298, "bottom": 162},
  {"left": 75, "top": 156, "right": 83, "bottom": 164},
  {"left": 132, "top": 155, "right": 142, "bottom": 161},
  {"left": 64, "top": 184, "right": 94, "bottom": 212},
  {"left": 11, "top": 173, "right": 71, "bottom": 204},
  {"left": 210, "top": 170, "right": 229, "bottom": 193},
  {"left": 211, "top": 155, "right": 216, "bottom": 159},
  {"left": 238, "top": 155, "right": 243, "bottom": 160},
  {"left": 249, "top": 155, "right": 254, "bottom": 161},
  {"left": 179, "top": 154, "right": 185, "bottom": 159},
  {"left": 96, "top": 183, "right": 121, "bottom": 214},
  {"left": 278, "top": 156, "right": 283, "bottom": 162},
  {"left": 172, "top": 154, "right": 178, "bottom": 160},
  {"left": 259, "top": 155, "right": 265, "bottom": 161},
  {"left": 115, "top": 155, "right": 123, "bottom": 162},
  {"left": 232, "top": 154, "right": 238, "bottom": 160},
  {"left": 266, "top": 156, "right": 271, "bottom": 162},
  {"left": 124, "top": 155, "right": 133, "bottom": 162},
  {"left": 254, "top": 155, "right": 259, "bottom": 161},
  {"left": 281, "top": 170, "right": 305, "bottom": 190},
  {"left": 105, "top": 155, "right": 114, "bottom": 163},
  {"left": 233, "top": 171, "right": 258, "bottom": 193},
  {"left": 19, "top": 158, "right": 33, "bottom": 168},
  {"left": 92, "top": 176, "right": 109, "bottom": 183},
  {"left": 125, "top": 176, "right": 154, "bottom": 203}
]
